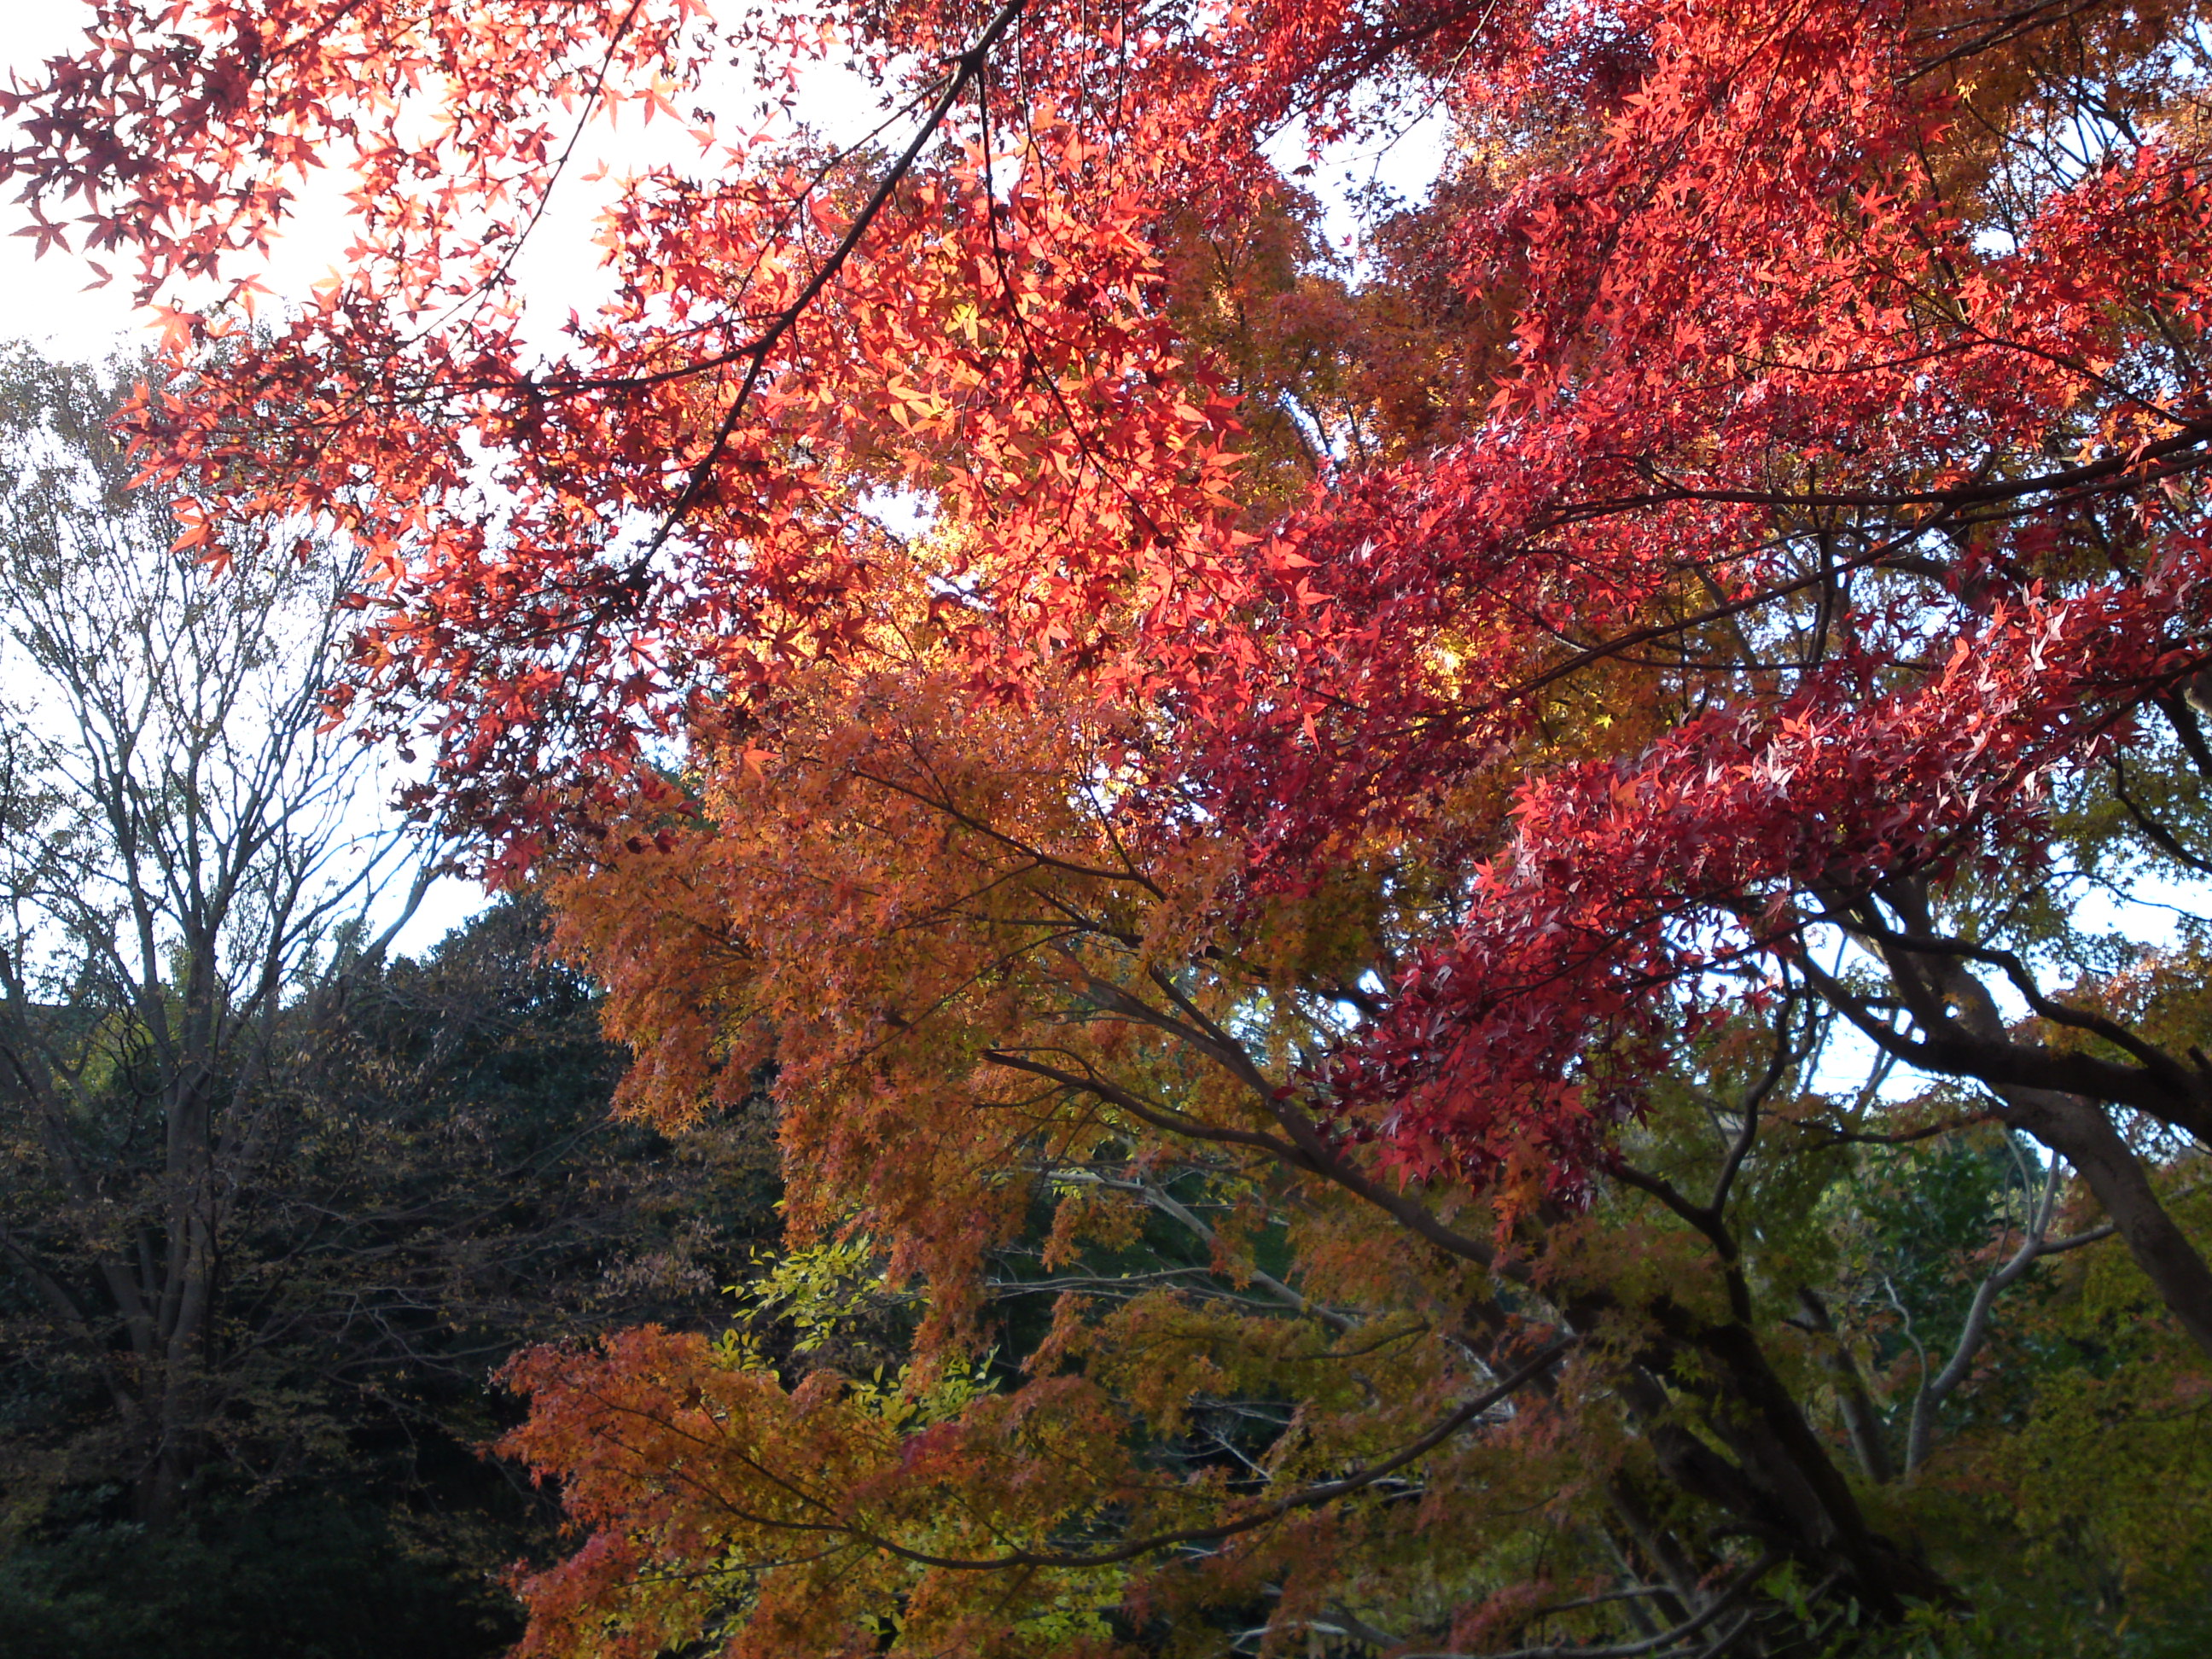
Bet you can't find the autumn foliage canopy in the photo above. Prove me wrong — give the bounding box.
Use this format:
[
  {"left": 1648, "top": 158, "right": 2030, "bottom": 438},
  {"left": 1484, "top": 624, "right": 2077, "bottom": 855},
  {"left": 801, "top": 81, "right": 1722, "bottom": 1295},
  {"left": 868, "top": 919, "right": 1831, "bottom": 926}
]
[{"left": 13, "top": 0, "right": 2212, "bottom": 1650}]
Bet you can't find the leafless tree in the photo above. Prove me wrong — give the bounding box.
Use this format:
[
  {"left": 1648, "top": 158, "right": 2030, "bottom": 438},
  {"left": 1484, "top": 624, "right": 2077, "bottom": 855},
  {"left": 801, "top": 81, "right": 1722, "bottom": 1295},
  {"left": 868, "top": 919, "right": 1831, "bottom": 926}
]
[{"left": 0, "top": 347, "right": 434, "bottom": 1523}]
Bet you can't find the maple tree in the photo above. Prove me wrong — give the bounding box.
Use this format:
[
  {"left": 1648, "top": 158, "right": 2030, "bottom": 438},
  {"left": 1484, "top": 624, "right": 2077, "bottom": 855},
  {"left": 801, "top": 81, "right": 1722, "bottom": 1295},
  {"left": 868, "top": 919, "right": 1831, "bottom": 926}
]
[{"left": 11, "top": 0, "right": 2212, "bottom": 1650}]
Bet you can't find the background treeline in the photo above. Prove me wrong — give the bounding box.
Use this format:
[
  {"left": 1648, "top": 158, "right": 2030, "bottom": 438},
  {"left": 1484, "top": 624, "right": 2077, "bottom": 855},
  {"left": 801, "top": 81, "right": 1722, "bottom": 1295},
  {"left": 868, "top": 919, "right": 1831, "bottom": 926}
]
[
  {"left": 0, "top": 895, "right": 776, "bottom": 1659},
  {"left": 0, "top": 347, "right": 777, "bottom": 1657}
]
